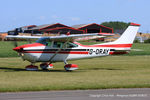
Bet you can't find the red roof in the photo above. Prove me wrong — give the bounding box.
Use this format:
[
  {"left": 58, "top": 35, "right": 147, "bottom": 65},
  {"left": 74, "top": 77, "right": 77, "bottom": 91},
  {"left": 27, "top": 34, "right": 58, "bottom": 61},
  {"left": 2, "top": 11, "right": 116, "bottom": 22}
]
[
  {"left": 39, "top": 23, "right": 71, "bottom": 30},
  {"left": 78, "top": 23, "right": 113, "bottom": 30},
  {"left": 42, "top": 27, "right": 84, "bottom": 32}
]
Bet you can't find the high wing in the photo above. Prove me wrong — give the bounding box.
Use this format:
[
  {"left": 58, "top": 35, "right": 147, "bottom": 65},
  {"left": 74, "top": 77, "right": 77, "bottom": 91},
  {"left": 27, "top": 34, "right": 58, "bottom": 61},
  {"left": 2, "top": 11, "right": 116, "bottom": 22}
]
[
  {"left": 6, "top": 33, "right": 114, "bottom": 42},
  {"left": 6, "top": 35, "right": 41, "bottom": 39}
]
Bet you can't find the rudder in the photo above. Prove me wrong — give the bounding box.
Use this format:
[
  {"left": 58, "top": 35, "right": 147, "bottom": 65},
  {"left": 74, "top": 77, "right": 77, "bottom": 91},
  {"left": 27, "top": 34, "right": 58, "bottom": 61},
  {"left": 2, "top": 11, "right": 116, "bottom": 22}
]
[{"left": 112, "top": 23, "right": 140, "bottom": 44}]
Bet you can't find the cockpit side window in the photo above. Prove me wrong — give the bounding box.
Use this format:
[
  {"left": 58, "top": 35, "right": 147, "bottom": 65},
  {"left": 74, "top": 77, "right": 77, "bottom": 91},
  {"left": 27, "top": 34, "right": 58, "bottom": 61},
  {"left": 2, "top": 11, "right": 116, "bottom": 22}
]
[
  {"left": 37, "top": 38, "right": 78, "bottom": 48},
  {"left": 53, "top": 42, "right": 64, "bottom": 48},
  {"left": 36, "top": 38, "right": 52, "bottom": 46},
  {"left": 66, "top": 42, "right": 78, "bottom": 48},
  {"left": 52, "top": 42, "right": 78, "bottom": 48}
]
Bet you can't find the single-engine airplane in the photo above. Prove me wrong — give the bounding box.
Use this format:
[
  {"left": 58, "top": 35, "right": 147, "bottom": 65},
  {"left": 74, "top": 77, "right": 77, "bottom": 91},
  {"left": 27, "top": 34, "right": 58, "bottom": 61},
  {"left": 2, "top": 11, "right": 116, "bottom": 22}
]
[{"left": 6, "top": 23, "right": 140, "bottom": 71}]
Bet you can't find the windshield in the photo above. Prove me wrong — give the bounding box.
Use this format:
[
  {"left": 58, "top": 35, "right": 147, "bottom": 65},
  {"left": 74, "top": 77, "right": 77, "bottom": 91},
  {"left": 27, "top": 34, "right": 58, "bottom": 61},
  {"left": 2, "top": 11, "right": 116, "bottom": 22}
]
[{"left": 36, "top": 38, "right": 49, "bottom": 45}]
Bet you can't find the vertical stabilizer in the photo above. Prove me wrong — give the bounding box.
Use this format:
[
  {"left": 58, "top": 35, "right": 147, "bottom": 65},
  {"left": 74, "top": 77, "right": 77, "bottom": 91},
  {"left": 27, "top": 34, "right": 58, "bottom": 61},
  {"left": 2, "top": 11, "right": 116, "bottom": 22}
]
[{"left": 112, "top": 23, "right": 140, "bottom": 44}]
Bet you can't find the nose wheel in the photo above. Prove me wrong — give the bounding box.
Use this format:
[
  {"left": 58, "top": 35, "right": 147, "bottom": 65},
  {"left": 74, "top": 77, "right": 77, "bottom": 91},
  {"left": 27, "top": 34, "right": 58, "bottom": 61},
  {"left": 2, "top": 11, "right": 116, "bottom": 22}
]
[{"left": 25, "top": 64, "right": 38, "bottom": 71}]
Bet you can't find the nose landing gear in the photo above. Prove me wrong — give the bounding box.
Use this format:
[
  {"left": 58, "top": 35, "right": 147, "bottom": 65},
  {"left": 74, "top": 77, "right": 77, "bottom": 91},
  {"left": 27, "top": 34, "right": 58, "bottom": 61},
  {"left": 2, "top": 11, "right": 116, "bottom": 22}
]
[{"left": 25, "top": 64, "right": 38, "bottom": 71}]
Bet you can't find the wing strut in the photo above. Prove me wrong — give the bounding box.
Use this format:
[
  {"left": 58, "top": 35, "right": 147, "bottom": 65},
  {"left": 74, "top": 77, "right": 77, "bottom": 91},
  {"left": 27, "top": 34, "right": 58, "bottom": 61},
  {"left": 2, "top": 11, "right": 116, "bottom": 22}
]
[{"left": 48, "top": 38, "right": 70, "bottom": 63}]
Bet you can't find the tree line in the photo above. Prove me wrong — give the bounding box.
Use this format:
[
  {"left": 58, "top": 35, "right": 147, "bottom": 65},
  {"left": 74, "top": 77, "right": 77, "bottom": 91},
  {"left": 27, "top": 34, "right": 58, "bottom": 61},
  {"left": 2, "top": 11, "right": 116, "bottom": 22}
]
[{"left": 100, "top": 21, "right": 130, "bottom": 33}]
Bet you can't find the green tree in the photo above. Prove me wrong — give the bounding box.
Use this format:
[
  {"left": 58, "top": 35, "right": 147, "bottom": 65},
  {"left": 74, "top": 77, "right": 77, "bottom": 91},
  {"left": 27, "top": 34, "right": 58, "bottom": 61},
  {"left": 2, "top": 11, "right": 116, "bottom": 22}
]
[
  {"left": 101, "top": 21, "right": 130, "bottom": 33},
  {"left": 144, "top": 39, "right": 150, "bottom": 43}
]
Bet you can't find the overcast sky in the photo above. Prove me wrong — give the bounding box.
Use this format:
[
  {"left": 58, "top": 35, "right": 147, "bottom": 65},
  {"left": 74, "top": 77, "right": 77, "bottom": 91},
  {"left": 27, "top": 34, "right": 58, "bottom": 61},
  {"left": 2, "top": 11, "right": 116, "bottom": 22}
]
[{"left": 0, "top": 0, "right": 150, "bottom": 33}]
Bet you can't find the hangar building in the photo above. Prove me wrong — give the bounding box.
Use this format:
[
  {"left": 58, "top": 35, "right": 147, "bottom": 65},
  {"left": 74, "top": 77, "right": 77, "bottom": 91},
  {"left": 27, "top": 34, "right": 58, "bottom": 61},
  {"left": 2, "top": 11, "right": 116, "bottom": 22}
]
[
  {"left": 72, "top": 23, "right": 113, "bottom": 33},
  {"left": 8, "top": 23, "right": 113, "bottom": 35},
  {"left": 24, "top": 23, "right": 84, "bottom": 34}
]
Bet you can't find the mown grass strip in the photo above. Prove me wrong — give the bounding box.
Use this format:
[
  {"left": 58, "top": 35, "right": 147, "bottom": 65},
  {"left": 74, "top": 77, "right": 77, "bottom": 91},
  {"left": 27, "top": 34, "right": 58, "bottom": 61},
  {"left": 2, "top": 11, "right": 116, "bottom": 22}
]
[{"left": 0, "top": 56, "right": 150, "bottom": 92}]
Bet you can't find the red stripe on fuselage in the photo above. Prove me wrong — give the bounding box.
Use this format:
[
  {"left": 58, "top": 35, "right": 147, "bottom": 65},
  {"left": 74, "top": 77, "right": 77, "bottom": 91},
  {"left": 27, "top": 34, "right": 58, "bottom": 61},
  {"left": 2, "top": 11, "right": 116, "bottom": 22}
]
[
  {"left": 22, "top": 51, "right": 89, "bottom": 54},
  {"left": 74, "top": 42, "right": 132, "bottom": 48}
]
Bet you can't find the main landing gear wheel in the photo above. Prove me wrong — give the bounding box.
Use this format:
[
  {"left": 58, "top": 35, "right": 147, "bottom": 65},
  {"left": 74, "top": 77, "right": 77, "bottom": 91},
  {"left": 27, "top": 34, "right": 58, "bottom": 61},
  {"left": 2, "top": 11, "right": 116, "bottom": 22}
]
[
  {"left": 64, "top": 64, "right": 78, "bottom": 72},
  {"left": 40, "top": 63, "right": 53, "bottom": 70},
  {"left": 25, "top": 65, "right": 38, "bottom": 71}
]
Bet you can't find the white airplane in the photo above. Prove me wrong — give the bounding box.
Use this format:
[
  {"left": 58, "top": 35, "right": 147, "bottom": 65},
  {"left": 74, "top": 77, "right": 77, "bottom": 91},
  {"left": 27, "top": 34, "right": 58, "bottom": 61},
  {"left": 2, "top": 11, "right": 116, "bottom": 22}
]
[{"left": 6, "top": 23, "right": 140, "bottom": 71}]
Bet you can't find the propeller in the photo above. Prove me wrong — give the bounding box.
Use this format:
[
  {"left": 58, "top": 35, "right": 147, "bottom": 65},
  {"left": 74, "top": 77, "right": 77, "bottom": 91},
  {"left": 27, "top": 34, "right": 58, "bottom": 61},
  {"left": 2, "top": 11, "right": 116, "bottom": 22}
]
[
  {"left": 13, "top": 38, "right": 18, "bottom": 47},
  {"left": 9, "top": 28, "right": 25, "bottom": 60},
  {"left": 9, "top": 28, "right": 32, "bottom": 60}
]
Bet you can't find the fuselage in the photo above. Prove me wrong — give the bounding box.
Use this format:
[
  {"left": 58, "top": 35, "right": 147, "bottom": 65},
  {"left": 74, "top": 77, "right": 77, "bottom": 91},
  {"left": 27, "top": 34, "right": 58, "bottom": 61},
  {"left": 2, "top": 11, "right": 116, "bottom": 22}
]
[{"left": 14, "top": 41, "right": 131, "bottom": 63}]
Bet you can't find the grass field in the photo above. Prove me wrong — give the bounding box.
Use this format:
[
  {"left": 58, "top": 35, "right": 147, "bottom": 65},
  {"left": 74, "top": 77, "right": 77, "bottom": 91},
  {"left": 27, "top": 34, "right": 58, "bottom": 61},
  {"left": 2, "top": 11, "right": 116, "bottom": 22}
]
[
  {"left": 0, "top": 56, "right": 150, "bottom": 92},
  {"left": 0, "top": 41, "right": 150, "bottom": 92}
]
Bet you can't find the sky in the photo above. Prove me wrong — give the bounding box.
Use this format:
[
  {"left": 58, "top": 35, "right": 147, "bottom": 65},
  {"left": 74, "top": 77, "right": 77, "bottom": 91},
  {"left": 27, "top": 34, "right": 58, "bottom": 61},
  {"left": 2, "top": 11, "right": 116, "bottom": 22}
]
[{"left": 0, "top": 0, "right": 150, "bottom": 33}]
